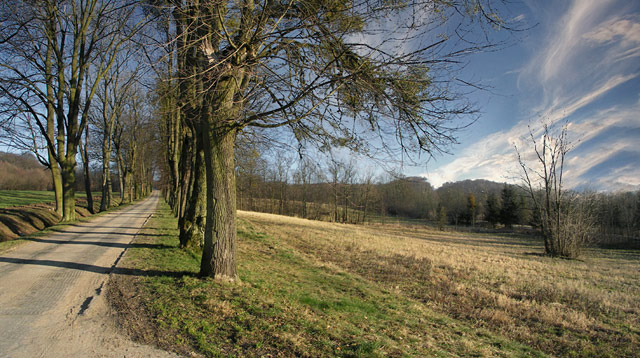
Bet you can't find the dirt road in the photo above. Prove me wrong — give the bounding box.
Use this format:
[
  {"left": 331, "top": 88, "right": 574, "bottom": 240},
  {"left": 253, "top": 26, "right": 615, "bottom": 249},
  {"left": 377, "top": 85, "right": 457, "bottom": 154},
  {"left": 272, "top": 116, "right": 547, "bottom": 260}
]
[{"left": 0, "top": 193, "right": 178, "bottom": 358}]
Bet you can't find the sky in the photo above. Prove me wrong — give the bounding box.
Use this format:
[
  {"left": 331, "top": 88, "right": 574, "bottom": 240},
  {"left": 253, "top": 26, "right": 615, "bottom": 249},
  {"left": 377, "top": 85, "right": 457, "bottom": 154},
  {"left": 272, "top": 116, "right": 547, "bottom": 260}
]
[
  {"left": 2, "top": 1, "right": 638, "bottom": 193},
  {"left": 410, "top": 0, "right": 640, "bottom": 192}
]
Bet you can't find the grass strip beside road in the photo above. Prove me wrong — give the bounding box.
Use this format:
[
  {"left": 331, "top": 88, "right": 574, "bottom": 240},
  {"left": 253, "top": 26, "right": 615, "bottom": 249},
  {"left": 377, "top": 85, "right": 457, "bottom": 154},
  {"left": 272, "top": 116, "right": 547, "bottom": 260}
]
[{"left": 108, "top": 200, "right": 542, "bottom": 357}]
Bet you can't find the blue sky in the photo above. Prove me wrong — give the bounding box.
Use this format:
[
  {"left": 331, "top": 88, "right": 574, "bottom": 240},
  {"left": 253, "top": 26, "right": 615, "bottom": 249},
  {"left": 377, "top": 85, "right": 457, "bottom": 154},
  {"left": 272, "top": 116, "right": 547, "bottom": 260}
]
[{"left": 410, "top": 0, "right": 640, "bottom": 191}]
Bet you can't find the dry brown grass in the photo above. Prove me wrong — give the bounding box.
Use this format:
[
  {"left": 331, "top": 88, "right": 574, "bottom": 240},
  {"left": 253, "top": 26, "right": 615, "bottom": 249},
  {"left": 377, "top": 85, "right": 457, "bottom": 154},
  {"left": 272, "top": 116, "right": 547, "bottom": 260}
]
[{"left": 239, "top": 210, "right": 640, "bottom": 357}]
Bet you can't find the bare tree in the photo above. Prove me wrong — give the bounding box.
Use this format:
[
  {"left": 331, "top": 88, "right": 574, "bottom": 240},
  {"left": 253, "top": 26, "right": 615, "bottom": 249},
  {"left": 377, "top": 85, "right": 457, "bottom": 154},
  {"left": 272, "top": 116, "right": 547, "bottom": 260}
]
[
  {"left": 0, "top": 0, "right": 144, "bottom": 220},
  {"left": 293, "top": 157, "right": 319, "bottom": 219},
  {"left": 93, "top": 54, "right": 140, "bottom": 211},
  {"left": 515, "top": 121, "right": 594, "bottom": 257}
]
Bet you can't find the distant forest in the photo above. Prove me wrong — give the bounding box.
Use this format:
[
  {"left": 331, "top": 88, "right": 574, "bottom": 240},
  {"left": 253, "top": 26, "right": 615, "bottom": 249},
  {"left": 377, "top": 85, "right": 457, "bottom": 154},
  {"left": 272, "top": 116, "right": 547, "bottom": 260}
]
[
  {"left": 2, "top": 151, "right": 639, "bottom": 245},
  {"left": 231, "top": 150, "right": 639, "bottom": 246},
  {"left": 0, "top": 152, "right": 112, "bottom": 192},
  {"left": 0, "top": 152, "right": 52, "bottom": 191}
]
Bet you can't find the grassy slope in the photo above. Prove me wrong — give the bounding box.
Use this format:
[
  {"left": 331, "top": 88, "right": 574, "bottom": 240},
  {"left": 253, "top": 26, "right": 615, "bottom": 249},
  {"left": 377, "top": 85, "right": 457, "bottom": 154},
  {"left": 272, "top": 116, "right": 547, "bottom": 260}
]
[
  {"left": 0, "top": 190, "right": 87, "bottom": 208},
  {"left": 111, "top": 201, "right": 639, "bottom": 357},
  {"left": 113, "top": 202, "right": 549, "bottom": 357}
]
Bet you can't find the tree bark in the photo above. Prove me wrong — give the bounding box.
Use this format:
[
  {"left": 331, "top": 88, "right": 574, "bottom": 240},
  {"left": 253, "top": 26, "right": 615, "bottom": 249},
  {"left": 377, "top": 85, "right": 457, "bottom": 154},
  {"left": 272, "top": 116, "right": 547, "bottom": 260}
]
[
  {"left": 80, "top": 125, "right": 94, "bottom": 214},
  {"left": 200, "top": 124, "right": 238, "bottom": 280},
  {"left": 99, "top": 120, "right": 114, "bottom": 211},
  {"left": 45, "top": 41, "right": 63, "bottom": 217},
  {"left": 48, "top": 148, "right": 63, "bottom": 216},
  {"left": 179, "top": 129, "right": 206, "bottom": 248},
  {"left": 177, "top": 128, "right": 193, "bottom": 219},
  {"left": 115, "top": 143, "right": 125, "bottom": 204},
  {"left": 60, "top": 156, "right": 77, "bottom": 221}
]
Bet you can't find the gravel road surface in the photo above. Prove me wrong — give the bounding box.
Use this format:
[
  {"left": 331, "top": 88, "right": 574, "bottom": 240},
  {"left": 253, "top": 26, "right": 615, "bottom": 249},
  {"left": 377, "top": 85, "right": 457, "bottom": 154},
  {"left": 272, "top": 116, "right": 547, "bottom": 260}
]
[{"left": 0, "top": 192, "right": 178, "bottom": 357}]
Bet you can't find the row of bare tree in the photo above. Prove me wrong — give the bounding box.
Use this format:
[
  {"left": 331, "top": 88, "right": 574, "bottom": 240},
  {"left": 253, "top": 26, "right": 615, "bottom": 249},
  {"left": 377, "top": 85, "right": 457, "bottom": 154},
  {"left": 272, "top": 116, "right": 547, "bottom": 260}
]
[
  {"left": 0, "top": 0, "right": 154, "bottom": 217},
  {"left": 237, "top": 154, "right": 381, "bottom": 224}
]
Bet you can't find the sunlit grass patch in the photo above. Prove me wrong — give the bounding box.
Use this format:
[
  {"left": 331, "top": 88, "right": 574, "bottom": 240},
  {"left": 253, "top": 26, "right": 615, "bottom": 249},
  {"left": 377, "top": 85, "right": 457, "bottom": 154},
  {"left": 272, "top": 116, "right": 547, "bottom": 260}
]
[
  {"left": 112, "top": 202, "right": 542, "bottom": 357},
  {"left": 242, "top": 210, "right": 640, "bottom": 357}
]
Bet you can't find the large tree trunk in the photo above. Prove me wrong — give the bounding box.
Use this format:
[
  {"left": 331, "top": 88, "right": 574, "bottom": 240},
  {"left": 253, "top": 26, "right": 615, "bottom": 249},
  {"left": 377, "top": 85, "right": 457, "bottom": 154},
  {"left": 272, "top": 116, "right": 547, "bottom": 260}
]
[
  {"left": 48, "top": 149, "right": 63, "bottom": 216},
  {"left": 46, "top": 98, "right": 62, "bottom": 216},
  {"left": 60, "top": 156, "right": 77, "bottom": 221},
  {"left": 167, "top": 110, "right": 181, "bottom": 215},
  {"left": 44, "top": 31, "right": 63, "bottom": 217},
  {"left": 179, "top": 130, "right": 206, "bottom": 248},
  {"left": 200, "top": 125, "right": 237, "bottom": 280},
  {"left": 177, "top": 129, "right": 193, "bottom": 219},
  {"left": 80, "top": 126, "right": 94, "bottom": 214},
  {"left": 125, "top": 169, "right": 132, "bottom": 203}
]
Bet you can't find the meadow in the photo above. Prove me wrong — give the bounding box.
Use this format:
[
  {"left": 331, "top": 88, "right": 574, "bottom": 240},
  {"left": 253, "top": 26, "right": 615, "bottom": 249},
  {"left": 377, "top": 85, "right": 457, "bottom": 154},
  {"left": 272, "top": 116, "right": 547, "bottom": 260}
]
[
  {"left": 0, "top": 190, "right": 88, "bottom": 208},
  {"left": 109, "top": 201, "right": 639, "bottom": 357}
]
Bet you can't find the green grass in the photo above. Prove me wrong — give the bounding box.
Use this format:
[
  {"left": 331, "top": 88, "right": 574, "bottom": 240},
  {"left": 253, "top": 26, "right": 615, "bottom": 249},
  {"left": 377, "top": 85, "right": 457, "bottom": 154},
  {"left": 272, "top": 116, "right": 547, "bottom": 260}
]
[
  {"left": 114, "top": 201, "right": 545, "bottom": 357},
  {"left": 0, "top": 190, "right": 88, "bottom": 208}
]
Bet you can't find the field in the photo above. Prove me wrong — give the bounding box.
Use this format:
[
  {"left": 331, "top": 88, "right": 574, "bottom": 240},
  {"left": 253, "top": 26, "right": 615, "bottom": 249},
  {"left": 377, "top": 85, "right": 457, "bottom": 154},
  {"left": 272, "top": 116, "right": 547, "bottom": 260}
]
[
  {"left": 0, "top": 190, "right": 88, "bottom": 208},
  {"left": 109, "top": 201, "right": 640, "bottom": 357}
]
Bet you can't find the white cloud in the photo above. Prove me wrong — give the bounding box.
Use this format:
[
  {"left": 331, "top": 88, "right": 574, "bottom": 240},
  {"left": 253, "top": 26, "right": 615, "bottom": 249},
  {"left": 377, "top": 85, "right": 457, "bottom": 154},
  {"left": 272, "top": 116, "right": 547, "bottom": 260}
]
[
  {"left": 518, "top": 1, "right": 640, "bottom": 113},
  {"left": 421, "top": 124, "right": 525, "bottom": 188},
  {"left": 512, "top": 14, "right": 526, "bottom": 22},
  {"left": 422, "top": 92, "right": 640, "bottom": 190},
  {"left": 422, "top": 1, "right": 640, "bottom": 191},
  {"left": 537, "top": 0, "right": 612, "bottom": 85},
  {"left": 584, "top": 17, "right": 640, "bottom": 45}
]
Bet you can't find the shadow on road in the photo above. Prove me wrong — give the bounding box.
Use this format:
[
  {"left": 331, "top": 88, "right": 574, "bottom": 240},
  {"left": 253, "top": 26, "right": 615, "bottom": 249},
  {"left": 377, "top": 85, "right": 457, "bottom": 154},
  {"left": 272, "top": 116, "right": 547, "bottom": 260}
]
[
  {"left": 22, "top": 237, "right": 171, "bottom": 249},
  {"left": 0, "top": 256, "right": 194, "bottom": 278}
]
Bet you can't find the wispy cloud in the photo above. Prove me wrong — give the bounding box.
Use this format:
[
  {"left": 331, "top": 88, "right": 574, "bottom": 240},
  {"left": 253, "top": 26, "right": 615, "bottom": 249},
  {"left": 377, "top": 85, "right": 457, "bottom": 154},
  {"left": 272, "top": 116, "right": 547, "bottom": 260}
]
[
  {"left": 424, "top": 100, "right": 640, "bottom": 190},
  {"left": 536, "top": 0, "right": 612, "bottom": 86},
  {"left": 423, "top": 0, "right": 640, "bottom": 191},
  {"left": 512, "top": 14, "right": 526, "bottom": 23},
  {"left": 584, "top": 16, "right": 640, "bottom": 45}
]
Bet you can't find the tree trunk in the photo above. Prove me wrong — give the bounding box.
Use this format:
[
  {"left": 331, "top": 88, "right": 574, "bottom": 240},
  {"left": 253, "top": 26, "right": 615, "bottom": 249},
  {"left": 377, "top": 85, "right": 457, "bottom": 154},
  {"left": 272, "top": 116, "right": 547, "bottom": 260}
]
[
  {"left": 44, "top": 31, "right": 63, "bottom": 217},
  {"left": 46, "top": 107, "right": 63, "bottom": 216},
  {"left": 49, "top": 150, "right": 63, "bottom": 217},
  {"left": 177, "top": 129, "right": 193, "bottom": 219},
  {"left": 200, "top": 125, "right": 237, "bottom": 280},
  {"left": 100, "top": 134, "right": 112, "bottom": 211},
  {"left": 60, "top": 157, "right": 77, "bottom": 221},
  {"left": 80, "top": 125, "right": 94, "bottom": 214},
  {"left": 179, "top": 130, "right": 206, "bottom": 248},
  {"left": 125, "top": 169, "right": 132, "bottom": 203},
  {"left": 170, "top": 108, "right": 181, "bottom": 215},
  {"left": 115, "top": 145, "right": 125, "bottom": 204}
]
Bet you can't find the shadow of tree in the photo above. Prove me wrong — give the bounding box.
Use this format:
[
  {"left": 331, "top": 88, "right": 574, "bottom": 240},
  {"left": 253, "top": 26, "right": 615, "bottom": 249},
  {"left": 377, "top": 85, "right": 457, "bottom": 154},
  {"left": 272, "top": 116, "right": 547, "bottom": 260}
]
[
  {"left": 22, "top": 237, "right": 172, "bottom": 249},
  {"left": 0, "top": 256, "right": 194, "bottom": 278}
]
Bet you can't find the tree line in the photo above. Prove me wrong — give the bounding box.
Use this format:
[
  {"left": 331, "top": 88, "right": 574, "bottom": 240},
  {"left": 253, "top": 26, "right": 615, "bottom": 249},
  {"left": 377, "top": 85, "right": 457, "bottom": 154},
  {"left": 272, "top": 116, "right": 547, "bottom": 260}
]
[
  {"left": 232, "top": 149, "right": 640, "bottom": 246},
  {"left": 0, "top": 0, "right": 155, "bottom": 216}
]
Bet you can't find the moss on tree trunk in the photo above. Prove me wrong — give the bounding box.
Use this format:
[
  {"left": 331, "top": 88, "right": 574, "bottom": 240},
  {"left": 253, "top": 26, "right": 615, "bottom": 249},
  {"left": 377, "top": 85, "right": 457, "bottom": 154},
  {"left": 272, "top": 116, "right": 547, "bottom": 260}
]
[
  {"left": 179, "top": 131, "right": 206, "bottom": 248},
  {"left": 49, "top": 152, "right": 63, "bottom": 217},
  {"left": 200, "top": 124, "right": 237, "bottom": 280},
  {"left": 61, "top": 158, "right": 77, "bottom": 221}
]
